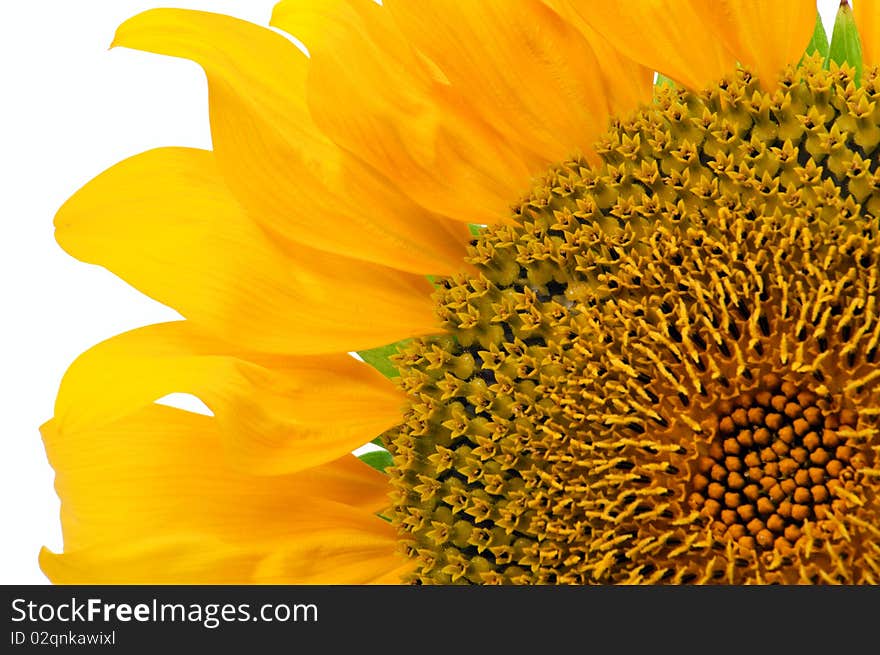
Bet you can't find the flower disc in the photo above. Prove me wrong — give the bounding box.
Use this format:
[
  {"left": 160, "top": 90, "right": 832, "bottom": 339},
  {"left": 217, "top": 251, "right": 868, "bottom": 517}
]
[{"left": 388, "top": 59, "right": 880, "bottom": 584}]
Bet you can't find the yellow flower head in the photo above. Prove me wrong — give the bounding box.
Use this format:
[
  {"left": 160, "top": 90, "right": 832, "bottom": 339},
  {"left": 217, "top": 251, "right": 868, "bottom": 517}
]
[
  {"left": 393, "top": 61, "right": 880, "bottom": 584},
  {"left": 42, "top": 0, "right": 880, "bottom": 584}
]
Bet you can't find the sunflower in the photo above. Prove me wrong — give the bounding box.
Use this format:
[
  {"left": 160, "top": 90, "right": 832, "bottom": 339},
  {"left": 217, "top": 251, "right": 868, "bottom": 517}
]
[{"left": 42, "top": 0, "right": 880, "bottom": 585}]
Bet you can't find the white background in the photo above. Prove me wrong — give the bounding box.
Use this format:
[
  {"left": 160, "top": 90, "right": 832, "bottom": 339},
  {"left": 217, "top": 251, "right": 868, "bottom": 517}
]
[{"left": 0, "top": 1, "right": 842, "bottom": 583}]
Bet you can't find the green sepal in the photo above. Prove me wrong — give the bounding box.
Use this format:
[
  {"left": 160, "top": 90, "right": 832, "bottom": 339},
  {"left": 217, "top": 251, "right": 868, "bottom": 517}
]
[
  {"left": 654, "top": 73, "right": 676, "bottom": 89},
  {"left": 358, "top": 339, "right": 410, "bottom": 379},
  {"left": 358, "top": 449, "right": 393, "bottom": 473},
  {"left": 804, "top": 12, "right": 830, "bottom": 60},
  {"left": 371, "top": 436, "right": 385, "bottom": 448},
  {"left": 826, "top": 1, "right": 862, "bottom": 83},
  {"left": 468, "top": 223, "right": 484, "bottom": 237}
]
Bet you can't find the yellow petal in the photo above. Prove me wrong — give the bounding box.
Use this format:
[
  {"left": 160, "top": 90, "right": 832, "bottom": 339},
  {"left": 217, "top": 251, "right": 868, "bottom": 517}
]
[
  {"left": 42, "top": 534, "right": 405, "bottom": 585},
  {"left": 54, "top": 321, "right": 404, "bottom": 474},
  {"left": 541, "top": 0, "right": 655, "bottom": 114},
  {"left": 43, "top": 406, "right": 392, "bottom": 548},
  {"left": 384, "top": 0, "right": 613, "bottom": 164},
  {"left": 254, "top": 537, "right": 410, "bottom": 584},
  {"left": 112, "top": 8, "right": 469, "bottom": 276},
  {"left": 856, "top": 0, "right": 880, "bottom": 67},
  {"left": 271, "top": 0, "right": 532, "bottom": 226},
  {"left": 572, "top": 0, "right": 737, "bottom": 90},
  {"left": 690, "top": 0, "right": 817, "bottom": 88},
  {"left": 41, "top": 541, "right": 261, "bottom": 584},
  {"left": 40, "top": 405, "right": 404, "bottom": 583},
  {"left": 55, "top": 146, "right": 439, "bottom": 354},
  {"left": 369, "top": 560, "right": 417, "bottom": 584}
]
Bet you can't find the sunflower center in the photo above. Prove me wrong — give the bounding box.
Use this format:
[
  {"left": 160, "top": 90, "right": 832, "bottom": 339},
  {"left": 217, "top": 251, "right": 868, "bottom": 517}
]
[
  {"left": 692, "top": 373, "right": 859, "bottom": 553},
  {"left": 387, "top": 57, "right": 880, "bottom": 585}
]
